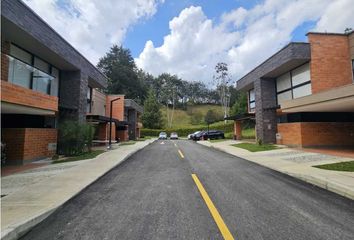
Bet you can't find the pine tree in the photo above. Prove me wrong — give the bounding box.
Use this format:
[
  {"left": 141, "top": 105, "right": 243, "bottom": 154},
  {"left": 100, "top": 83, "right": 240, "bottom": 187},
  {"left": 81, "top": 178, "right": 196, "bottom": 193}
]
[{"left": 141, "top": 90, "right": 163, "bottom": 129}]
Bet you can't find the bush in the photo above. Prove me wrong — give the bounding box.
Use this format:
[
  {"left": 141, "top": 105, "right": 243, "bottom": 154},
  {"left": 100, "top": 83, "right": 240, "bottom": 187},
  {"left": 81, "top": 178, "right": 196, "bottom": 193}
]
[
  {"left": 190, "top": 112, "right": 203, "bottom": 125},
  {"left": 58, "top": 121, "right": 95, "bottom": 156}
]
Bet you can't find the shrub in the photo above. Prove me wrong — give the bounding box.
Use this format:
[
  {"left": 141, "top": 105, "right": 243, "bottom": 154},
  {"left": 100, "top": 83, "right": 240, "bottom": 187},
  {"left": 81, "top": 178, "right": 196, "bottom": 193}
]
[{"left": 58, "top": 121, "right": 95, "bottom": 156}]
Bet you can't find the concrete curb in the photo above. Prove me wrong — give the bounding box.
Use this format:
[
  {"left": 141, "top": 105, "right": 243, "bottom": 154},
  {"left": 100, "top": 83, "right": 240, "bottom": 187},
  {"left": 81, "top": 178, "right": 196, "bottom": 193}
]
[
  {"left": 1, "top": 140, "right": 156, "bottom": 240},
  {"left": 200, "top": 142, "right": 354, "bottom": 201}
]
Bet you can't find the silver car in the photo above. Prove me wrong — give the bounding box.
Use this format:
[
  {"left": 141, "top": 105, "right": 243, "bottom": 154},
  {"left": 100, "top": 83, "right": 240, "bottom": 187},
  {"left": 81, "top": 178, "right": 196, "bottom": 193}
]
[
  {"left": 170, "top": 132, "right": 178, "bottom": 140},
  {"left": 158, "top": 132, "right": 167, "bottom": 140}
]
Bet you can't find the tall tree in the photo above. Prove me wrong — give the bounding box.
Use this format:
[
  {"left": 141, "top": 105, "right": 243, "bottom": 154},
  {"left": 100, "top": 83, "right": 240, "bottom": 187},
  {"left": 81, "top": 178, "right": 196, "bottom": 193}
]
[
  {"left": 97, "top": 45, "right": 146, "bottom": 103},
  {"left": 230, "top": 92, "right": 248, "bottom": 116},
  {"left": 141, "top": 90, "right": 163, "bottom": 129},
  {"left": 213, "top": 62, "right": 232, "bottom": 121}
]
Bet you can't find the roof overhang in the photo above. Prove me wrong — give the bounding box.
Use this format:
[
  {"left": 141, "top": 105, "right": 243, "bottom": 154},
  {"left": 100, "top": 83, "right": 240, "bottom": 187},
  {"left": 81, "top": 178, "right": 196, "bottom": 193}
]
[
  {"left": 225, "top": 113, "right": 255, "bottom": 121},
  {"left": 124, "top": 99, "right": 144, "bottom": 114},
  {"left": 236, "top": 43, "right": 311, "bottom": 91},
  {"left": 1, "top": 0, "right": 107, "bottom": 89},
  {"left": 1, "top": 102, "right": 56, "bottom": 115},
  {"left": 281, "top": 84, "right": 354, "bottom": 112}
]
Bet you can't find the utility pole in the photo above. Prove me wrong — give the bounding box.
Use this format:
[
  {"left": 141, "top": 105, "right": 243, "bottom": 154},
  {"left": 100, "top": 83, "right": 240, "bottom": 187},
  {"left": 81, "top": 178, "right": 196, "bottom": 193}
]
[{"left": 108, "top": 97, "right": 120, "bottom": 150}]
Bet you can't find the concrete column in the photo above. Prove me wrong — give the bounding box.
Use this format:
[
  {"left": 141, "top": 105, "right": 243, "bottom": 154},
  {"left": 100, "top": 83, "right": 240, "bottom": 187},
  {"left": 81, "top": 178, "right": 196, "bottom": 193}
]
[{"left": 254, "top": 78, "right": 277, "bottom": 144}]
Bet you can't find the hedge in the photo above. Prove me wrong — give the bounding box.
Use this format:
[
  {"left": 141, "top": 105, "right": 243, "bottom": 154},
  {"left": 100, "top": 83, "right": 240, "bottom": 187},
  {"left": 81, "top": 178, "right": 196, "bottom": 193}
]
[{"left": 141, "top": 122, "right": 234, "bottom": 137}]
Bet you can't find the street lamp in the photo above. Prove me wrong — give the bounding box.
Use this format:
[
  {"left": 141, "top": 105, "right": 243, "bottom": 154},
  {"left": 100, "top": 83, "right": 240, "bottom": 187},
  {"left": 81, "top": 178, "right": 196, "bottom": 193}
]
[{"left": 108, "top": 97, "right": 120, "bottom": 149}]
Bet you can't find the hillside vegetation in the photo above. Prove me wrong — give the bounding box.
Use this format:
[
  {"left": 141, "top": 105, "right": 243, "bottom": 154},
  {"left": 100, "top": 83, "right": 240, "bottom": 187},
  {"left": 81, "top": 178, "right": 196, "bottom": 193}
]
[{"left": 160, "top": 104, "right": 226, "bottom": 128}]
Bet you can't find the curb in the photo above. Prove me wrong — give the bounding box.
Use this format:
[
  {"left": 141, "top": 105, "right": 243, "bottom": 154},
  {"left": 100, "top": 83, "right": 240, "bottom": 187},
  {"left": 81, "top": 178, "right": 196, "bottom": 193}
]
[
  {"left": 199, "top": 142, "right": 354, "bottom": 201},
  {"left": 1, "top": 140, "right": 156, "bottom": 240}
]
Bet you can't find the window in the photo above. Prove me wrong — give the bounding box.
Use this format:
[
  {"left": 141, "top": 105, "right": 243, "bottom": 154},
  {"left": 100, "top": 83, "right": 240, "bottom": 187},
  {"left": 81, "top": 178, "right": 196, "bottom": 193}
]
[
  {"left": 248, "top": 89, "right": 255, "bottom": 112},
  {"left": 86, "top": 86, "right": 92, "bottom": 113},
  {"left": 6, "top": 44, "right": 59, "bottom": 96},
  {"left": 276, "top": 63, "right": 311, "bottom": 104}
]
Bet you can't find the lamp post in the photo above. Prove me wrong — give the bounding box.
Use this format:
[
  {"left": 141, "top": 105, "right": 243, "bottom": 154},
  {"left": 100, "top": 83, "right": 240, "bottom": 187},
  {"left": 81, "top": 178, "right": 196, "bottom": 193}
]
[{"left": 108, "top": 97, "right": 120, "bottom": 149}]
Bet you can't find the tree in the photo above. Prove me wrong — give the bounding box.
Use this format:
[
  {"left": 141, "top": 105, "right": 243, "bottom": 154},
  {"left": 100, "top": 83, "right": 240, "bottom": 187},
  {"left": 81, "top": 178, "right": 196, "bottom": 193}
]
[
  {"left": 230, "top": 92, "right": 248, "bottom": 116},
  {"left": 97, "top": 45, "right": 146, "bottom": 103},
  {"left": 141, "top": 90, "right": 163, "bottom": 129},
  {"left": 213, "top": 62, "right": 232, "bottom": 121},
  {"left": 204, "top": 109, "right": 220, "bottom": 124}
]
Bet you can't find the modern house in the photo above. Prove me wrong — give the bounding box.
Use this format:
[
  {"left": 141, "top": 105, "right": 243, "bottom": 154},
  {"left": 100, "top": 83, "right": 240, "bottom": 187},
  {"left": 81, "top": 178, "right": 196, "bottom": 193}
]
[
  {"left": 231, "top": 31, "right": 354, "bottom": 148},
  {"left": 86, "top": 89, "right": 143, "bottom": 143},
  {"left": 1, "top": 0, "right": 107, "bottom": 164}
]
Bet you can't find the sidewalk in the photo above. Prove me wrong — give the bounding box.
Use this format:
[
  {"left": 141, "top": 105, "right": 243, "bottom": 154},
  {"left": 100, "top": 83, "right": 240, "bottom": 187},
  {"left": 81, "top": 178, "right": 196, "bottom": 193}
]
[
  {"left": 198, "top": 140, "right": 354, "bottom": 200},
  {"left": 1, "top": 139, "right": 155, "bottom": 240}
]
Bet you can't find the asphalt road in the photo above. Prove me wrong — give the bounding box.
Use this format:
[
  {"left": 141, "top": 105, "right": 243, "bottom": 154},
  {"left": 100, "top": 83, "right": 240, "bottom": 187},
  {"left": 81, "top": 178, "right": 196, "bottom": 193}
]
[{"left": 21, "top": 140, "right": 354, "bottom": 240}]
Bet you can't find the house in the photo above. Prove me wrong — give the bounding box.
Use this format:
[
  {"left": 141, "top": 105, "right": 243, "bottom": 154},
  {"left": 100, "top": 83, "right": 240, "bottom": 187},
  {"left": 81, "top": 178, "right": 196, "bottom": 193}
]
[
  {"left": 86, "top": 89, "right": 143, "bottom": 143},
  {"left": 230, "top": 31, "right": 354, "bottom": 148},
  {"left": 1, "top": 0, "right": 107, "bottom": 164}
]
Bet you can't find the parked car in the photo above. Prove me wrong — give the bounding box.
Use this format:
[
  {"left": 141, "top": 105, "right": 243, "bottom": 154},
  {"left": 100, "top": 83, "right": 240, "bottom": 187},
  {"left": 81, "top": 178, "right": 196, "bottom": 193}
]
[
  {"left": 206, "top": 130, "right": 225, "bottom": 140},
  {"left": 192, "top": 131, "right": 206, "bottom": 141},
  {"left": 158, "top": 132, "right": 167, "bottom": 140},
  {"left": 188, "top": 131, "right": 201, "bottom": 140},
  {"left": 170, "top": 132, "right": 179, "bottom": 140},
  {"left": 193, "top": 130, "right": 224, "bottom": 140}
]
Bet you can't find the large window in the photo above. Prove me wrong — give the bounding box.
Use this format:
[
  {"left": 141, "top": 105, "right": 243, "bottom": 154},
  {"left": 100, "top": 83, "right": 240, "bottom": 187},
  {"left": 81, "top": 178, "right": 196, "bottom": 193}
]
[
  {"left": 276, "top": 63, "right": 311, "bottom": 104},
  {"left": 248, "top": 88, "right": 255, "bottom": 113},
  {"left": 6, "top": 44, "right": 59, "bottom": 96}
]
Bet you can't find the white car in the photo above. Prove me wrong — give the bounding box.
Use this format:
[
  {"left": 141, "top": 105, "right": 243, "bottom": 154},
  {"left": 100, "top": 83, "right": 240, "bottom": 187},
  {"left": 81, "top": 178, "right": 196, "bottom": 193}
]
[
  {"left": 170, "top": 132, "right": 178, "bottom": 140},
  {"left": 188, "top": 131, "right": 201, "bottom": 140},
  {"left": 158, "top": 132, "right": 167, "bottom": 140}
]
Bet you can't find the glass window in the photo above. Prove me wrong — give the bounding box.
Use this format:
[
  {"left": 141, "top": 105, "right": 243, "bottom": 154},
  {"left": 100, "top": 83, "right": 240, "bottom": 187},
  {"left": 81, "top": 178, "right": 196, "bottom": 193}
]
[
  {"left": 8, "top": 56, "right": 32, "bottom": 88},
  {"left": 277, "top": 90, "right": 292, "bottom": 104},
  {"left": 50, "top": 67, "right": 59, "bottom": 97},
  {"left": 86, "top": 86, "right": 92, "bottom": 113},
  {"left": 10, "top": 45, "right": 32, "bottom": 64},
  {"left": 249, "top": 89, "right": 255, "bottom": 102},
  {"left": 34, "top": 57, "right": 50, "bottom": 73},
  {"left": 293, "top": 83, "right": 312, "bottom": 99},
  {"left": 276, "top": 72, "right": 291, "bottom": 92},
  {"left": 292, "top": 63, "right": 310, "bottom": 86},
  {"left": 248, "top": 89, "right": 255, "bottom": 112},
  {"left": 32, "top": 68, "right": 53, "bottom": 94}
]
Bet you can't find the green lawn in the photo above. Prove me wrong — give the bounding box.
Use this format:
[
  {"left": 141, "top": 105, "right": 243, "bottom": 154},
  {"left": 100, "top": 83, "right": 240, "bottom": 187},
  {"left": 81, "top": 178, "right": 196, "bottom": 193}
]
[
  {"left": 53, "top": 150, "right": 105, "bottom": 164},
  {"left": 231, "top": 143, "right": 278, "bottom": 152},
  {"left": 242, "top": 128, "right": 255, "bottom": 139},
  {"left": 314, "top": 161, "right": 354, "bottom": 172}
]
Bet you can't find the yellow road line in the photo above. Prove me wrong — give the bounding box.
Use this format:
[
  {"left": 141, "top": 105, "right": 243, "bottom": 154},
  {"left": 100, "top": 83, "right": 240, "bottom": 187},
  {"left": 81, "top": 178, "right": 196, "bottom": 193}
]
[
  {"left": 191, "top": 174, "right": 234, "bottom": 240},
  {"left": 178, "top": 149, "right": 185, "bottom": 159}
]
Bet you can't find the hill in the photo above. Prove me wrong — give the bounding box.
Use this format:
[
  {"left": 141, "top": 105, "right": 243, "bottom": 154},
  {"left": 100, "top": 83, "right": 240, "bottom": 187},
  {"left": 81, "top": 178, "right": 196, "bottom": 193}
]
[{"left": 160, "top": 104, "right": 227, "bottom": 129}]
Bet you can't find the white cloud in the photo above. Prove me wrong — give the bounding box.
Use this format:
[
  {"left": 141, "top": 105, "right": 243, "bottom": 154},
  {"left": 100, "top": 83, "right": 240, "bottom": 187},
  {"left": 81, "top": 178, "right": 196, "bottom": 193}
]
[
  {"left": 136, "top": 0, "right": 354, "bottom": 85},
  {"left": 24, "top": 0, "right": 163, "bottom": 64}
]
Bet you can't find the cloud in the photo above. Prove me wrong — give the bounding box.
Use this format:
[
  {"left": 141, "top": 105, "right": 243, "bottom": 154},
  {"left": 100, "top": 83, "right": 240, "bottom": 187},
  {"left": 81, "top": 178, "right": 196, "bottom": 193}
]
[
  {"left": 24, "top": 0, "right": 163, "bottom": 64},
  {"left": 136, "top": 0, "right": 353, "bottom": 85}
]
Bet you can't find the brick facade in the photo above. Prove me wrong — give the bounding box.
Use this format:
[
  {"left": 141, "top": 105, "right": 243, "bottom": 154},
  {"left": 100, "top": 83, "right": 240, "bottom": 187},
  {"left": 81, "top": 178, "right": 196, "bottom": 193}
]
[
  {"left": 2, "top": 128, "right": 57, "bottom": 164},
  {"left": 308, "top": 33, "right": 353, "bottom": 93},
  {"left": 277, "top": 122, "right": 354, "bottom": 147},
  {"left": 96, "top": 123, "right": 116, "bottom": 141},
  {"left": 234, "top": 121, "right": 242, "bottom": 140},
  {"left": 106, "top": 95, "right": 125, "bottom": 120},
  {"left": 1, "top": 80, "right": 58, "bottom": 112}
]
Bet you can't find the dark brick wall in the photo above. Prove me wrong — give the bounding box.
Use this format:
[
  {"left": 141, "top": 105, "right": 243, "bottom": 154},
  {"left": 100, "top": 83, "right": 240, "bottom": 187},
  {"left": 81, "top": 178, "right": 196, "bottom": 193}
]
[
  {"left": 237, "top": 43, "right": 310, "bottom": 90},
  {"left": 254, "top": 78, "right": 277, "bottom": 144}
]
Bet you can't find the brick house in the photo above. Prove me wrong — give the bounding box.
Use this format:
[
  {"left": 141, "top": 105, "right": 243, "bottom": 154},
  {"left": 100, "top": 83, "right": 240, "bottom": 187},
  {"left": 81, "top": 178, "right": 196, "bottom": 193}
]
[
  {"left": 1, "top": 0, "right": 107, "bottom": 164},
  {"left": 231, "top": 31, "right": 354, "bottom": 148},
  {"left": 86, "top": 89, "right": 143, "bottom": 143}
]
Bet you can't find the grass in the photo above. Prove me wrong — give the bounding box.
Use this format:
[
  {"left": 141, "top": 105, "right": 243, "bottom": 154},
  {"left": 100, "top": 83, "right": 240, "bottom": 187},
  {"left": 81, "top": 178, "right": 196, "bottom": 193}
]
[
  {"left": 231, "top": 143, "right": 278, "bottom": 152},
  {"left": 242, "top": 128, "right": 255, "bottom": 139},
  {"left": 210, "top": 139, "right": 228, "bottom": 143},
  {"left": 160, "top": 104, "right": 227, "bottom": 128},
  {"left": 314, "top": 161, "right": 354, "bottom": 172},
  {"left": 53, "top": 150, "right": 105, "bottom": 164}
]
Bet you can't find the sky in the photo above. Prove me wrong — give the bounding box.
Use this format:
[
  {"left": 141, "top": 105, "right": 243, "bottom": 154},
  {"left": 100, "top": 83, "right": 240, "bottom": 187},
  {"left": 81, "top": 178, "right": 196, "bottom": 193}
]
[{"left": 24, "top": 0, "right": 353, "bottom": 85}]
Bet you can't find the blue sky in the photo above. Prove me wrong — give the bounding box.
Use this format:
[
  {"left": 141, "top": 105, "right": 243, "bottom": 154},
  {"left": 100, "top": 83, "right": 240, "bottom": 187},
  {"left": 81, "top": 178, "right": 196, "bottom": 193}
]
[{"left": 25, "top": 0, "right": 353, "bottom": 83}]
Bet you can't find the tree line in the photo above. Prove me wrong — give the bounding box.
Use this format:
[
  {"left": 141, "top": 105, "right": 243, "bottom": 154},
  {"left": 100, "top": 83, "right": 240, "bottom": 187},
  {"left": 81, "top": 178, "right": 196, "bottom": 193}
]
[{"left": 97, "top": 45, "right": 247, "bottom": 129}]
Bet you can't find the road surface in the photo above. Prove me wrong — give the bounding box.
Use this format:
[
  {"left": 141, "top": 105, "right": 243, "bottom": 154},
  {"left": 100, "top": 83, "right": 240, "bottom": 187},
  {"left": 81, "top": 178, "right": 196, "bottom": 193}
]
[{"left": 21, "top": 140, "right": 354, "bottom": 240}]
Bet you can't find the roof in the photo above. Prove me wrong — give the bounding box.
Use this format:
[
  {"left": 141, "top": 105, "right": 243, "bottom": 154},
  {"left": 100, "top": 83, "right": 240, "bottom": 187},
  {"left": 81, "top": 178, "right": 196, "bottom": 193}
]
[
  {"left": 124, "top": 99, "right": 144, "bottom": 113},
  {"left": 86, "top": 115, "right": 128, "bottom": 126},
  {"left": 224, "top": 113, "right": 255, "bottom": 121},
  {"left": 236, "top": 42, "right": 310, "bottom": 91}
]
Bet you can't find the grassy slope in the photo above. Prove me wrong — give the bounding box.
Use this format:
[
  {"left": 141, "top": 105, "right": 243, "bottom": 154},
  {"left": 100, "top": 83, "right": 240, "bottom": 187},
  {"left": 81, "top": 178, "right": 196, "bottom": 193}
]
[{"left": 160, "top": 104, "right": 226, "bottom": 128}]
